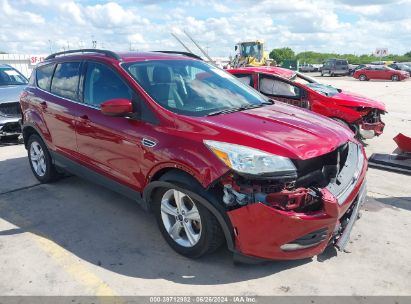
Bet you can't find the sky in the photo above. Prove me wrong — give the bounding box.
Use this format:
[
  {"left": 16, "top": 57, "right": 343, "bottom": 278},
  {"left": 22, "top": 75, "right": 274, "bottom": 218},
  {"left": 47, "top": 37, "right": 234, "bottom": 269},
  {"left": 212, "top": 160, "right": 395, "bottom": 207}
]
[{"left": 1, "top": 0, "right": 411, "bottom": 57}]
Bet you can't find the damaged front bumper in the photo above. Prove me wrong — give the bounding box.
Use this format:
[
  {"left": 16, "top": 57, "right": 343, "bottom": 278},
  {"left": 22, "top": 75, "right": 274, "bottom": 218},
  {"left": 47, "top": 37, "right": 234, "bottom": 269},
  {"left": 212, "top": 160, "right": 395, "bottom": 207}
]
[
  {"left": 0, "top": 117, "right": 21, "bottom": 137},
  {"left": 226, "top": 142, "right": 368, "bottom": 261}
]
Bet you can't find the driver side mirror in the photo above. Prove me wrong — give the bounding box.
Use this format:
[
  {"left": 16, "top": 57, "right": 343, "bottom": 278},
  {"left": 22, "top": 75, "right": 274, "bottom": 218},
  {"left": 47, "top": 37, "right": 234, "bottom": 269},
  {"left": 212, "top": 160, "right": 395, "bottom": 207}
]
[
  {"left": 101, "top": 98, "right": 133, "bottom": 117},
  {"left": 235, "top": 45, "right": 238, "bottom": 51}
]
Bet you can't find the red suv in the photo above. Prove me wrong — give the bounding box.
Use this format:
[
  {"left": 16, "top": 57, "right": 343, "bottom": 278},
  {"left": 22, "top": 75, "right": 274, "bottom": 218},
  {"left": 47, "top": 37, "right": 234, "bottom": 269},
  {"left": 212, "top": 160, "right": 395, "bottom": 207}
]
[{"left": 20, "top": 49, "right": 367, "bottom": 262}]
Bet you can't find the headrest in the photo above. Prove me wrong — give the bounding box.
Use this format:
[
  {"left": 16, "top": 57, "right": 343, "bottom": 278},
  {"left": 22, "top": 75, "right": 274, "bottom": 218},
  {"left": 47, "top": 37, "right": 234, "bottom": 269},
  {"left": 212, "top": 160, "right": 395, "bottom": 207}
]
[{"left": 152, "top": 66, "right": 171, "bottom": 83}]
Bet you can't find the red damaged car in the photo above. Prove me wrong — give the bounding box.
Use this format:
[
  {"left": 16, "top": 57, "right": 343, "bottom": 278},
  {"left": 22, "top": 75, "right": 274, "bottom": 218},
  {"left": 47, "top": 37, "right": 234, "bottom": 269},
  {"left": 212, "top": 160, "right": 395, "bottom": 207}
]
[
  {"left": 227, "top": 66, "right": 386, "bottom": 140},
  {"left": 20, "top": 50, "right": 367, "bottom": 262}
]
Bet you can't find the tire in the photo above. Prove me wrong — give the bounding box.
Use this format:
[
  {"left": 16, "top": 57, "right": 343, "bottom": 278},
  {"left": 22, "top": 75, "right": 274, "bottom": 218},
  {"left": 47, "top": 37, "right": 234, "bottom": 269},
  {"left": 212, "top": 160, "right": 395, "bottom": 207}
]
[
  {"left": 27, "top": 134, "right": 61, "bottom": 183},
  {"left": 359, "top": 74, "right": 367, "bottom": 81},
  {"left": 153, "top": 186, "right": 224, "bottom": 258},
  {"left": 391, "top": 74, "right": 399, "bottom": 81},
  {"left": 320, "top": 71, "right": 324, "bottom": 76}
]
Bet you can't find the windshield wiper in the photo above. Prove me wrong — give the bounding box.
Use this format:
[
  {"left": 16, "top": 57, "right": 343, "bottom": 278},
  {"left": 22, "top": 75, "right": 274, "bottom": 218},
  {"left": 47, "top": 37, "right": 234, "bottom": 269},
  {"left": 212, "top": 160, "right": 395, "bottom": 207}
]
[{"left": 207, "top": 103, "right": 265, "bottom": 116}]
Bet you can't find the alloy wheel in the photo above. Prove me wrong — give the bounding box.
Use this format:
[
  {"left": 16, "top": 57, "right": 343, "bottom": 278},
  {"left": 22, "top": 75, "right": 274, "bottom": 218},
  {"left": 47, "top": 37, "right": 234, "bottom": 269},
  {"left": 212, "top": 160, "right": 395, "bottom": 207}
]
[
  {"left": 160, "top": 189, "right": 202, "bottom": 247},
  {"left": 30, "top": 141, "right": 46, "bottom": 177}
]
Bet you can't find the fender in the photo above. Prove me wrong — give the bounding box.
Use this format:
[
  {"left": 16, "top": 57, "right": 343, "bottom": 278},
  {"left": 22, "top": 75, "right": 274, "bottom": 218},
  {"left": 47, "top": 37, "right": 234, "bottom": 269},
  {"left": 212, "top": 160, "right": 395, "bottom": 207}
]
[
  {"left": 143, "top": 171, "right": 235, "bottom": 251},
  {"left": 22, "top": 122, "right": 48, "bottom": 149},
  {"left": 22, "top": 110, "right": 55, "bottom": 150},
  {"left": 310, "top": 98, "right": 362, "bottom": 123}
]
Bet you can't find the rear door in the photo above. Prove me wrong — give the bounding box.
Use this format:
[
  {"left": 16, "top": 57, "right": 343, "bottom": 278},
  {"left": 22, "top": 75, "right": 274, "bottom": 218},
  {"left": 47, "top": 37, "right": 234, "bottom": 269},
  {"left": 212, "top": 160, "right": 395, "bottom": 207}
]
[
  {"left": 257, "top": 74, "right": 309, "bottom": 108},
  {"left": 374, "top": 66, "right": 387, "bottom": 79},
  {"left": 29, "top": 61, "right": 81, "bottom": 156}
]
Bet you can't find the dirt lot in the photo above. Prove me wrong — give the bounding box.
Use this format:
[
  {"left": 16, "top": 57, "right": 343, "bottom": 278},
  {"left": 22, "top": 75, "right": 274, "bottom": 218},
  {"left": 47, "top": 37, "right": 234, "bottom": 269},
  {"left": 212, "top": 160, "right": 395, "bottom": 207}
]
[{"left": 0, "top": 76, "right": 410, "bottom": 296}]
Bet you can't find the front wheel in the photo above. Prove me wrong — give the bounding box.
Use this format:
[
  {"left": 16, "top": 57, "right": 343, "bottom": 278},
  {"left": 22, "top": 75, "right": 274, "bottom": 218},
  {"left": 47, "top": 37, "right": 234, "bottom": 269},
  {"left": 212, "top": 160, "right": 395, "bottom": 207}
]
[
  {"left": 153, "top": 187, "right": 224, "bottom": 258},
  {"left": 391, "top": 74, "right": 400, "bottom": 81}
]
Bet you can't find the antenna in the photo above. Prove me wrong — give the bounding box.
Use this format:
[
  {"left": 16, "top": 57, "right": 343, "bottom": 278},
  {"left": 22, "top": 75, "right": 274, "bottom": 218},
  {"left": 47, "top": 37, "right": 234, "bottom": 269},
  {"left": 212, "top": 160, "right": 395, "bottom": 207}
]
[
  {"left": 171, "top": 33, "right": 194, "bottom": 54},
  {"left": 183, "top": 30, "right": 214, "bottom": 64}
]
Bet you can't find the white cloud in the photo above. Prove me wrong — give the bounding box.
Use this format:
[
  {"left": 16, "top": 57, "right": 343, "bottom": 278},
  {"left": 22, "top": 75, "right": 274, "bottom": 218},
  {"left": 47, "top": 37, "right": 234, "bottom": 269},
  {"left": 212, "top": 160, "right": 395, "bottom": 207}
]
[{"left": 0, "top": 0, "right": 410, "bottom": 56}]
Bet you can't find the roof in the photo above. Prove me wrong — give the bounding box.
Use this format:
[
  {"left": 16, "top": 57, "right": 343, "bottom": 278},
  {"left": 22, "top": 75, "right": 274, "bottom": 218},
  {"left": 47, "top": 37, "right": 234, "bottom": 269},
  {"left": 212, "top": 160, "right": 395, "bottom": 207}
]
[
  {"left": 44, "top": 49, "right": 200, "bottom": 63},
  {"left": 226, "top": 66, "right": 296, "bottom": 80}
]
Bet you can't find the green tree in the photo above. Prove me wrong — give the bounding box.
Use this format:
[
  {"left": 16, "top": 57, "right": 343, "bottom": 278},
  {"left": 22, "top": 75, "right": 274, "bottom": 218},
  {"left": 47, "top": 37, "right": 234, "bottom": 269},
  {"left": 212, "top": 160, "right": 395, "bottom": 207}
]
[{"left": 269, "top": 47, "right": 295, "bottom": 64}]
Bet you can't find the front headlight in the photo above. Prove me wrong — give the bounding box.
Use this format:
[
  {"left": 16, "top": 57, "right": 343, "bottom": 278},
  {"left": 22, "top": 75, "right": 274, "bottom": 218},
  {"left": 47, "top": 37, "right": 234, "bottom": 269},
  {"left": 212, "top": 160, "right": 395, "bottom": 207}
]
[{"left": 204, "top": 140, "right": 297, "bottom": 176}]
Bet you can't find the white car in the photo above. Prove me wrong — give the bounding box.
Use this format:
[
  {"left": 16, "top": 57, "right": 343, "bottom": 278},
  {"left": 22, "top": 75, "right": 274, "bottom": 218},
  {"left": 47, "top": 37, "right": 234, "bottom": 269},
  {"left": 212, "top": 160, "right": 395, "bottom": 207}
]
[{"left": 0, "top": 64, "right": 27, "bottom": 138}]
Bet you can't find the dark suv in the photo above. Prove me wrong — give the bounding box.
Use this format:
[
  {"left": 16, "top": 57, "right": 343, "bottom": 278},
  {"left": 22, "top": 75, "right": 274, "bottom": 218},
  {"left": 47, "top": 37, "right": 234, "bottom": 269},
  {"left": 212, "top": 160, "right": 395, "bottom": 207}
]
[
  {"left": 321, "top": 59, "right": 349, "bottom": 76},
  {"left": 20, "top": 49, "right": 367, "bottom": 262}
]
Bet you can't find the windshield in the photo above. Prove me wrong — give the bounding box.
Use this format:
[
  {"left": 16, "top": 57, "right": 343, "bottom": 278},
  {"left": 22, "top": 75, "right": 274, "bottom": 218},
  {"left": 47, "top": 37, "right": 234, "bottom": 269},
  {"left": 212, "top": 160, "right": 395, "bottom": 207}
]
[
  {"left": 124, "top": 60, "right": 268, "bottom": 116},
  {"left": 291, "top": 72, "right": 339, "bottom": 96},
  {"left": 293, "top": 72, "right": 318, "bottom": 84},
  {"left": 240, "top": 43, "right": 262, "bottom": 60},
  {"left": 0, "top": 67, "right": 28, "bottom": 86},
  {"left": 305, "top": 83, "right": 340, "bottom": 97}
]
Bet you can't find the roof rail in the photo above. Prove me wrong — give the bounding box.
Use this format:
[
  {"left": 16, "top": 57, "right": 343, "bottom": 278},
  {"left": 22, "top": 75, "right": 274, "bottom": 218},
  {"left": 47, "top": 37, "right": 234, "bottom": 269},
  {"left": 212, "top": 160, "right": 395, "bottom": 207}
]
[
  {"left": 45, "top": 49, "right": 121, "bottom": 61},
  {"left": 153, "top": 51, "right": 203, "bottom": 61}
]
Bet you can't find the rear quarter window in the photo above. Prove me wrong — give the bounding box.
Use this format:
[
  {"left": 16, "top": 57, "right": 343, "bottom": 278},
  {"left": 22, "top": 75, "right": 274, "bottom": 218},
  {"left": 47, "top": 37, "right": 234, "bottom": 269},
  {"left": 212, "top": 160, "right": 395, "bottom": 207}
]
[
  {"left": 50, "top": 62, "right": 81, "bottom": 101},
  {"left": 36, "top": 64, "right": 55, "bottom": 91}
]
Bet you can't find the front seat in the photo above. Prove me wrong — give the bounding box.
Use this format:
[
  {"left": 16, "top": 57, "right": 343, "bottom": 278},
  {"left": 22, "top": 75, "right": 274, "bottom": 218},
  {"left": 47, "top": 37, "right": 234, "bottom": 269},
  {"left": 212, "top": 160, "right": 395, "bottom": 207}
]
[{"left": 149, "top": 66, "right": 183, "bottom": 109}]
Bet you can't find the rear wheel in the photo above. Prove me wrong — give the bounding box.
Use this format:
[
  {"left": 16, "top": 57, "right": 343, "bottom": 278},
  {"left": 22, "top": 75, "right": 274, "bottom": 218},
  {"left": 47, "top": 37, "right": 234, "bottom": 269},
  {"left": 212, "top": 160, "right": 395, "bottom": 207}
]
[
  {"left": 359, "top": 74, "right": 367, "bottom": 81},
  {"left": 391, "top": 74, "right": 400, "bottom": 81},
  {"left": 28, "top": 134, "right": 61, "bottom": 183},
  {"left": 153, "top": 186, "right": 224, "bottom": 258}
]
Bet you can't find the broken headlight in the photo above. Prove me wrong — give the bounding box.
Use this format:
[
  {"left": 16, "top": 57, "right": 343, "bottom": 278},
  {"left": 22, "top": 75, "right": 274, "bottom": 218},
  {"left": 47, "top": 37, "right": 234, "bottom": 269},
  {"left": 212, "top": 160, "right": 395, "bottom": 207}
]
[{"left": 204, "top": 140, "right": 297, "bottom": 177}]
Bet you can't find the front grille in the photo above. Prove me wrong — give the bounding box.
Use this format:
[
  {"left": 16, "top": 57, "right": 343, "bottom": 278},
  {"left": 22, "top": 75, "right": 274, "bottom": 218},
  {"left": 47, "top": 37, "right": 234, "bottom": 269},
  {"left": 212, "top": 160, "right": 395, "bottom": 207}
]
[
  {"left": 0, "top": 102, "right": 21, "bottom": 117},
  {"left": 294, "top": 142, "right": 349, "bottom": 188},
  {"left": 1, "top": 122, "right": 21, "bottom": 133},
  {"left": 326, "top": 142, "right": 364, "bottom": 205}
]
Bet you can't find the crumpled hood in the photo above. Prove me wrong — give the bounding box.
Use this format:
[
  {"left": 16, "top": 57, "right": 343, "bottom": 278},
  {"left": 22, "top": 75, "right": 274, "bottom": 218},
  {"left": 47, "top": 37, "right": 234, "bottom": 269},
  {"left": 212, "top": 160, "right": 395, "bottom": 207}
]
[
  {"left": 197, "top": 102, "right": 354, "bottom": 160},
  {"left": 0, "top": 85, "right": 25, "bottom": 103},
  {"left": 332, "top": 91, "right": 386, "bottom": 111}
]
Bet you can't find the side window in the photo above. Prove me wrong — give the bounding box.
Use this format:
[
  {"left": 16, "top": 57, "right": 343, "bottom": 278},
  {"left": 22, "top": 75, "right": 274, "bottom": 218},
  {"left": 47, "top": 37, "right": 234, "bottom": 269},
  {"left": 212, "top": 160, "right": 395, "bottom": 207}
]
[
  {"left": 260, "top": 76, "right": 300, "bottom": 97},
  {"left": 36, "top": 64, "right": 55, "bottom": 91},
  {"left": 50, "top": 62, "right": 81, "bottom": 100},
  {"left": 234, "top": 74, "right": 253, "bottom": 86},
  {"left": 84, "top": 62, "right": 132, "bottom": 107}
]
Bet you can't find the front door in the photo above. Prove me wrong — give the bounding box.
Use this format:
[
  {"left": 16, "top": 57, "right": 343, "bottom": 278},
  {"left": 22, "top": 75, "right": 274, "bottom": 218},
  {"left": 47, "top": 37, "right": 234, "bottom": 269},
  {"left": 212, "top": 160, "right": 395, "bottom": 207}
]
[
  {"left": 257, "top": 74, "right": 309, "bottom": 108},
  {"left": 75, "top": 61, "right": 151, "bottom": 191}
]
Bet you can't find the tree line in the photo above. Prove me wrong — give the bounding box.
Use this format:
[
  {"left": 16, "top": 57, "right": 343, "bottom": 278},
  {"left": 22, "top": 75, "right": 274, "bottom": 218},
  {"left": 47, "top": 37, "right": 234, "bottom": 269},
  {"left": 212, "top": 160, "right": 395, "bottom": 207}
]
[{"left": 269, "top": 47, "right": 411, "bottom": 65}]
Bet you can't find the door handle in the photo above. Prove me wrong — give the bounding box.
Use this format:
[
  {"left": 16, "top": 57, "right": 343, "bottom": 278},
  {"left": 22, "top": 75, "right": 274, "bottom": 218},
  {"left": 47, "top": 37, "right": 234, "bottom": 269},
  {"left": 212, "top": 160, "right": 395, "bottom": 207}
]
[
  {"left": 79, "top": 114, "right": 89, "bottom": 120},
  {"left": 39, "top": 101, "right": 47, "bottom": 108}
]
